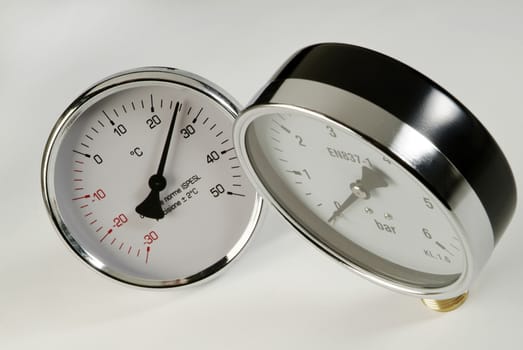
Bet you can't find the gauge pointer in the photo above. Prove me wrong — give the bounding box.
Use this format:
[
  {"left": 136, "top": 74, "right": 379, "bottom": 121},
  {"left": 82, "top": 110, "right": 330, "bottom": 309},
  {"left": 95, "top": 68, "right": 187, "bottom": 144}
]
[
  {"left": 136, "top": 102, "right": 180, "bottom": 219},
  {"left": 328, "top": 166, "right": 388, "bottom": 224}
]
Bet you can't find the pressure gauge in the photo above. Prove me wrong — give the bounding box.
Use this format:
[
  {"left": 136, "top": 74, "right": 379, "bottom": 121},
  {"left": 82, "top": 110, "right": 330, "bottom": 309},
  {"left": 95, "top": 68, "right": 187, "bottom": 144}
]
[
  {"left": 233, "top": 43, "right": 517, "bottom": 311},
  {"left": 42, "top": 67, "right": 263, "bottom": 287}
]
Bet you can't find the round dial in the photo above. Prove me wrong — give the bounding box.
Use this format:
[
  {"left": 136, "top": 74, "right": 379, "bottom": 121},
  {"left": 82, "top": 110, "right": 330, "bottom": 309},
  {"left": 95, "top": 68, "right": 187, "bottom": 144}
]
[
  {"left": 42, "top": 68, "right": 262, "bottom": 287},
  {"left": 234, "top": 43, "right": 516, "bottom": 302},
  {"left": 242, "top": 110, "right": 464, "bottom": 287}
]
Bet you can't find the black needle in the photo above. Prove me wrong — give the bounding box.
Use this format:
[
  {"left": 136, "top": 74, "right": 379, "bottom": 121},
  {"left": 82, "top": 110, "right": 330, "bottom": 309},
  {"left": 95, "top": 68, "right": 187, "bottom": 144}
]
[
  {"left": 328, "top": 193, "right": 357, "bottom": 224},
  {"left": 360, "top": 166, "right": 388, "bottom": 191},
  {"left": 136, "top": 102, "right": 180, "bottom": 219},
  {"left": 328, "top": 166, "right": 388, "bottom": 224}
]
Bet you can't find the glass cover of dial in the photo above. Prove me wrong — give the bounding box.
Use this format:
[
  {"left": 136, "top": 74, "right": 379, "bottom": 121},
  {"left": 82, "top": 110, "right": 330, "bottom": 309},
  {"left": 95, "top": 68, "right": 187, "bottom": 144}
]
[
  {"left": 50, "top": 82, "right": 258, "bottom": 286},
  {"left": 245, "top": 110, "right": 464, "bottom": 288}
]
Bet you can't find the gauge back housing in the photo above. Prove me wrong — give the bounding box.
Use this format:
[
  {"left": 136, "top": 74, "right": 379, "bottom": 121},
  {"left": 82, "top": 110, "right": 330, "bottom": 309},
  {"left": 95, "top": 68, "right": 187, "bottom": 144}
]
[{"left": 234, "top": 43, "right": 517, "bottom": 299}]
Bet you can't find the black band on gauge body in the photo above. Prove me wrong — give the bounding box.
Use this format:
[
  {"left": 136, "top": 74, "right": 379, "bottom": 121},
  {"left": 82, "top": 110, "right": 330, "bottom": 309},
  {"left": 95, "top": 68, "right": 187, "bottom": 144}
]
[{"left": 251, "top": 43, "right": 516, "bottom": 242}]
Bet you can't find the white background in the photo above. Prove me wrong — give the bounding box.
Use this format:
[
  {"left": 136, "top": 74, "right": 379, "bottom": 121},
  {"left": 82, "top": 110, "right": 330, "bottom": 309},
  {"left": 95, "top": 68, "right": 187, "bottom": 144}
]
[{"left": 1, "top": 1, "right": 522, "bottom": 348}]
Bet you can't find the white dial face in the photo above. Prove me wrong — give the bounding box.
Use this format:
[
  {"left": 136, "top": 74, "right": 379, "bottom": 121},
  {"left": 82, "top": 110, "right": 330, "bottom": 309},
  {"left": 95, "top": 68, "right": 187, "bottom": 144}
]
[
  {"left": 245, "top": 110, "right": 465, "bottom": 285},
  {"left": 46, "top": 78, "right": 259, "bottom": 286}
]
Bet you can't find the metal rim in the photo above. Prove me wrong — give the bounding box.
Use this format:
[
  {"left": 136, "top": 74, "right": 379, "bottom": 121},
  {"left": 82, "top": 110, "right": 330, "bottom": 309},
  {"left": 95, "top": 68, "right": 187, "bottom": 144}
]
[
  {"left": 42, "top": 67, "right": 264, "bottom": 288},
  {"left": 233, "top": 80, "right": 494, "bottom": 299}
]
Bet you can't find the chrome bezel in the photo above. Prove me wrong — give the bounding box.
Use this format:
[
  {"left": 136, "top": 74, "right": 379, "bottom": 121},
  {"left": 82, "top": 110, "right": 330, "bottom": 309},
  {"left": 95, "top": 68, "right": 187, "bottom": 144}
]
[
  {"left": 234, "top": 78, "right": 494, "bottom": 299},
  {"left": 42, "top": 67, "right": 264, "bottom": 288}
]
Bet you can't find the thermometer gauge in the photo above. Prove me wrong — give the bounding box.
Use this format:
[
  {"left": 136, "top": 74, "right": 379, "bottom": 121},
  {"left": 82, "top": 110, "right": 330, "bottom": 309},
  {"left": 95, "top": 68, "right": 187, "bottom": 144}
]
[
  {"left": 234, "top": 43, "right": 517, "bottom": 311},
  {"left": 42, "top": 67, "right": 263, "bottom": 287}
]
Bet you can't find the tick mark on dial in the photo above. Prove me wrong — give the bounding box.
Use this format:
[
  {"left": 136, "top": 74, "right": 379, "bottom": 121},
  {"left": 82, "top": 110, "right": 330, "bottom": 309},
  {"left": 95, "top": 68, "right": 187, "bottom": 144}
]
[
  {"left": 221, "top": 139, "right": 230, "bottom": 145},
  {"left": 271, "top": 137, "right": 281, "bottom": 143},
  {"left": 102, "top": 111, "right": 115, "bottom": 126},
  {"left": 132, "top": 101, "right": 136, "bottom": 111},
  {"left": 436, "top": 241, "right": 455, "bottom": 256},
  {"left": 141, "top": 99, "right": 145, "bottom": 109},
  {"left": 80, "top": 142, "right": 89, "bottom": 148},
  {"left": 85, "top": 135, "right": 93, "bottom": 141},
  {"left": 210, "top": 123, "right": 217, "bottom": 131},
  {"left": 221, "top": 147, "right": 234, "bottom": 155},
  {"left": 72, "top": 194, "right": 90, "bottom": 200},
  {"left": 215, "top": 131, "right": 223, "bottom": 137},
  {"left": 272, "top": 119, "right": 291, "bottom": 133},
  {"left": 113, "top": 108, "right": 119, "bottom": 117},
  {"left": 192, "top": 108, "right": 203, "bottom": 123},
  {"left": 145, "top": 246, "right": 151, "bottom": 264},
  {"left": 203, "top": 117, "right": 209, "bottom": 125},
  {"left": 227, "top": 191, "right": 245, "bottom": 197},
  {"left": 91, "top": 127, "right": 99, "bottom": 133},
  {"left": 122, "top": 104, "right": 127, "bottom": 113},
  {"left": 73, "top": 150, "right": 91, "bottom": 158},
  {"left": 150, "top": 94, "right": 155, "bottom": 112}
]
